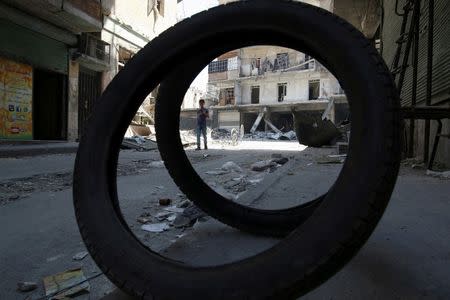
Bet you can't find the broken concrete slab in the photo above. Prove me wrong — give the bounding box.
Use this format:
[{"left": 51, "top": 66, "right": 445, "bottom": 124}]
[
  {"left": 141, "top": 223, "right": 170, "bottom": 233},
  {"left": 293, "top": 111, "right": 342, "bottom": 147}
]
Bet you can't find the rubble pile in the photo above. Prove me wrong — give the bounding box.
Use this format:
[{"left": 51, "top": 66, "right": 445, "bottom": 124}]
[{"left": 243, "top": 130, "right": 297, "bottom": 141}]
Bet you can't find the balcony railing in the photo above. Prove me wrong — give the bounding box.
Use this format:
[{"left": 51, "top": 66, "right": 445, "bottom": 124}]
[{"left": 79, "top": 33, "right": 111, "bottom": 64}]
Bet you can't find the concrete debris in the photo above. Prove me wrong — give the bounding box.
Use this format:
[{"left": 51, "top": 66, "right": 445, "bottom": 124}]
[
  {"left": 164, "top": 205, "right": 184, "bottom": 213},
  {"left": 137, "top": 216, "right": 152, "bottom": 224},
  {"left": 141, "top": 223, "right": 170, "bottom": 233},
  {"left": 426, "top": 170, "right": 450, "bottom": 179},
  {"left": 43, "top": 268, "right": 90, "bottom": 299},
  {"left": 155, "top": 185, "right": 164, "bottom": 190},
  {"left": 251, "top": 160, "right": 277, "bottom": 172},
  {"left": 172, "top": 215, "right": 192, "bottom": 228},
  {"left": 173, "top": 204, "right": 207, "bottom": 228},
  {"left": 293, "top": 111, "right": 342, "bottom": 147},
  {"left": 121, "top": 136, "right": 158, "bottom": 151},
  {"left": 17, "top": 281, "right": 37, "bottom": 292},
  {"left": 205, "top": 170, "right": 229, "bottom": 175},
  {"left": 72, "top": 251, "right": 89, "bottom": 261},
  {"left": 177, "top": 200, "right": 191, "bottom": 208},
  {"left": 167, "top": 214, "right": 177, "bottom": 222},
  {"left": 155, "top": 211, "right": 173, "bottom": 221},
  {"left": 148, "top": 161, "right": 165, "bottom": 168},
  {"left": 271, "top": 157, "right": 289, "bottom": 165},
  {"left": 221, "top": 161, "right": 243, "bottom": 173},
  {"left": 159, "top": 198, "right": 171, "bottom": 206},
  {"left": 243, "top": 130, "right": 297, "bottom": 141}
]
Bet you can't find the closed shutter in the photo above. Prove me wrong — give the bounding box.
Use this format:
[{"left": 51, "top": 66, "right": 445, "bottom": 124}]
[
  {"left": 218, "top": 111, "right": 240, "bottom": 129},
  {"left": 382, "top": 0, "right": 450, "bottom": 106},
  {"left": 0, "top": 19, "right": 68, "bottom": 74}
]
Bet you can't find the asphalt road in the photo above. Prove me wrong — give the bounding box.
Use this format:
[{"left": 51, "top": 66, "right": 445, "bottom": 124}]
[{"left": 1, "top": 144, "right": 449, "bottom": 300}]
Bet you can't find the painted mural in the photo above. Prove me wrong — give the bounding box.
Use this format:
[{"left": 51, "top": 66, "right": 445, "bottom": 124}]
[{"left": 0, "top": 57, "right": 33, "bottom": 139}]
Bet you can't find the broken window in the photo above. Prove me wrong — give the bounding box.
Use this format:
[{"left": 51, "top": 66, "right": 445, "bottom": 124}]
[
  {"left": 228, "top": 57, "right": 238, "bottom": 70},
  {"left": 309, "top": 80, "right": 320, "bottom": 100},
  {"left": 157, "top": 0, "right": 164, "bottom": 16},
  {"left": 208, "top": 60, "right": 228, "bottom": 73},
  {"left": 220, "top": 88, "right": 235, "bottom": 105},
  {"left": 274, "top": 53, "right": 289, "bottom": 70},
  {"left": 251, "top": 86, "right": 260, "bottom": 104},
  {"left": 278, "top": 83, "right": 287, "bottom": 102}
]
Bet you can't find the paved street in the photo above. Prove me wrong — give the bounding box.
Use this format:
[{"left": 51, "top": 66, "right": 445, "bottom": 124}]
[{"left": 1, "top": 143, "right": 449, "bottom": 300}]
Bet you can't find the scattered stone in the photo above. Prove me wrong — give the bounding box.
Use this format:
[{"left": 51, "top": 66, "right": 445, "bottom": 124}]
[
  {"left": 167, "top": 214, "right": 177, "bottom": 222},
  {"left": 155, "top": 211, "right": 173, "bottom": 221},
  {"left": 155, "top": 186, "right": 164, "bottom": 190},
  {"left": 251, "top": 160, "right": 277, "bottom": 172},
  {"left": 177, "top": 200, "right": 191, "bottom": 208},
  {"left": 177, "top": 193, "right": 186, "bottom": 198},
  {"left": 205, "top": 170, "right": 229, "bottom": 175},
  {"left": 164, "top": 206, "right": 184, "bottom": 213},
  {"left": 17, "top": 281, "right": 37, "bottom": 292},
  {"left": 221, "top": 161, "right": 243, "bottom": 173},
  {"left": 203, "top": 154, "right": 210, "bottom": 158},
  {"left": 141, "top": 223, "right": 170, "bottom": 233},
  {"left": 137, "top": 216, "right": 152, "bottom": 224},
  {"left": 173, "top": 204, "right": 207, "bottom": 228},
  {"left": 159, "top": 198, "right": 171, "bottom": 206},
  {"left": 173, "top": 215, "right": 192, "bottom": 228},
  {"left": 9, "top": 195, "right": 20, "bottom": 200},
  {"left": 72, "top": 251, "right": 89, "bottom": 261}
]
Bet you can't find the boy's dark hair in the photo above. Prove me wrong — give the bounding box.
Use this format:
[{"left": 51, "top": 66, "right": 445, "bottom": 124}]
[{"left": 199, "top": 99, "right": 205, "bottom": 104}]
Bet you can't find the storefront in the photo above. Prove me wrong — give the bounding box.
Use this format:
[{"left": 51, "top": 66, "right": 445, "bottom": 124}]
[{"left": 0, "top": 19, "right": 69, "bottom": 140}]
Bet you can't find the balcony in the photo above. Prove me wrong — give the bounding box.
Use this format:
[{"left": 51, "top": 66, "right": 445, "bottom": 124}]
[
  {"left": 2, "top": 0, "right": 102, "bottom": 33},
  {"left": 75, "top": 33, "right": 111, "bottom": 71}
]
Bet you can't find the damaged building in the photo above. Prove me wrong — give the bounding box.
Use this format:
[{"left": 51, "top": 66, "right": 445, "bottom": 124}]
[{"left": 179, "top": 1, "right": 348, "bottom": 137}]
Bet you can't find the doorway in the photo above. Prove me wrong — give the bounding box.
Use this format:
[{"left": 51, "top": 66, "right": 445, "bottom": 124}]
[
  {"left": 78, "top": 67, "right": 101, "bottom": 138},
  {"left": 33, "top": 69, "right": 67, "bottom": 140}
]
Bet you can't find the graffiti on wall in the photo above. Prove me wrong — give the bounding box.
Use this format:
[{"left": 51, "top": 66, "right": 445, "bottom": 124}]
[{"left": 0, "top": 57, "right": 33, "bottom": 139}]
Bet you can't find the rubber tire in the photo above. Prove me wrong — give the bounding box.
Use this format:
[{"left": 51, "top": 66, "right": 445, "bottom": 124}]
[
  {"left": 73, "top": 1, "right": 401, "bottom": 299},
  {"left": 155, "top": 55, "right": 324, "bottom": 237}
]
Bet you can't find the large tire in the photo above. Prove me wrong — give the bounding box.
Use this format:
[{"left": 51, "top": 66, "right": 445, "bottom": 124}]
[{"left": 74, "top": 1, "right": 401, "bottom": 299}]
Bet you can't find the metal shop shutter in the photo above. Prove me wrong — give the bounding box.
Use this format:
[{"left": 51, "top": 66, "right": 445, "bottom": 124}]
[{"left": 218, "top": 111, "right": 240, "bottom": 128}]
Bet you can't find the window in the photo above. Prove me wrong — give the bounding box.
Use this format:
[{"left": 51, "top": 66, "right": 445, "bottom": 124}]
[
  {"left": 208, "top": 60, "right": 228, "bottom": 73},
  {"left": 221, "top": 88, "right": 235, "bottom": 105},
  {"left": 275, "top": 53, "right": 289, "bottom": 70},
  {"left": 251, "top": 86, "right": 260, "bottom": 104},
  {"left": 157, "top": 0, "right": 164, "bottom": 16},
  {"left": 251, "top": 58, "right": 261, "bottom": 69},
  {"left": 228, "top": 57, "right": 238, "bottom": 70},
  {"left": 309, "top": 80, "right": 320, "bottom": 100},
  {"left": 278, "top": 83, "right": 287, "bottom": 102}
]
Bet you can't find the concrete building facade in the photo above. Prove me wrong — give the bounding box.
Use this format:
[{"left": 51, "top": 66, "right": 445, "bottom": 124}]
[
  {"left": 0, "top": 0, "right": 179, "bottom": 142},
  {"left": 178, "top": 0, "right": 347, "bottom": 133}
]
